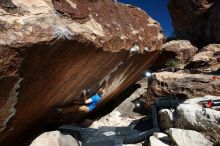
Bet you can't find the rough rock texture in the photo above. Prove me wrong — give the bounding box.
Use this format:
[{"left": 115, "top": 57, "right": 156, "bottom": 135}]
[
  {"left": 149, "top": 132, "right": 171, "bottom": 146},
  {"left": 149, "top": 136, "right": 170, "bottom": 146},
  {"left": 0, "top": 0, "right": 164, "bottom": 145},
  {"left": 153, "top": 132, "right": 170, "bottom": 141},
  {"left": 158, "top": 96, "right": 220, "bottom": 141},
  {"left": 168, "top": 128, "right": 213, "bottom": 146},
  {"left": 146, "top": 72, "right": 220, "bottom": 99},
  {"left": 175, "top": 96, "right": 220, "bottom": 140},
  {"left": 160, "top": 40, "right": 198, "bottom": 69},
  {"left": 158, "top": 109, "right": 174, "bottom": 130},
  {"left": 30, "top": 131, "right": 81, "bottom": 146},
  {"left": 186, "top": 44, "right": 220, "bottom": 73},
  {"left": 168, "top": 0, "right": 220, "bottom": 46}
]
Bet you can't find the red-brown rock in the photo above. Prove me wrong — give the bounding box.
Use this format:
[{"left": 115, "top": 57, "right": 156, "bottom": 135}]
[
  {"left": 186, "top": 44, "right": 220, "bottom": 74},
  {"left": 146, "top": 72, "right": 220, "bottom": 99},
  {"left": 168, "top": 0, "right": 220, "bottom": 46},
  {"left": 153, "top": 40, "right": 198, "bottom": 70},
  {"left": 0, "top": 0, "right": 163, "bottom": 145}
]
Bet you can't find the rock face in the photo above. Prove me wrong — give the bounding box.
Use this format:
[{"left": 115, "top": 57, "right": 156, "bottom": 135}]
[
  {"left": 168, "top": 128, "right": 213, "bottom": 146},
  {"left": 175, "top": 96, "right": 220, "bottom": 140},
  {"left": 154, "top": 40, "right": 198, "bottom": 70},
  {"left": 160, "top": 40, "right": 198, "bottom": 69},
  {"left": 186, "top": 44, "right": 220, "bottom": 74},
  {"left": 0, "top": 0, "right": 163, "bottom": 145},
  {"left": 168, "top": 0, "right": 220, "bottom": 46},
  {"left": 158, "top": 109, "right": 174, "bottom": 130},
  {"left": 30, "top": 131, "right": 81, "bottom": 146},
  {"left": 158, "top": 96, "right": 220, "bottom": 141},
  {"left": 146, "top": 72, "right": 220, "bottom": 99}
]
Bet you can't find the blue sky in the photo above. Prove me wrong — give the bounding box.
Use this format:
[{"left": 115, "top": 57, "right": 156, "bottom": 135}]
[{"left": 118, "top": 0, "right": 173, "bottom": 37}]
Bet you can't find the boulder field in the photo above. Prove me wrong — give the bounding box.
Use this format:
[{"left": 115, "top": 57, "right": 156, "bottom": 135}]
[{"left": 145, "top": 40, "right": 220, "bottom": 144}]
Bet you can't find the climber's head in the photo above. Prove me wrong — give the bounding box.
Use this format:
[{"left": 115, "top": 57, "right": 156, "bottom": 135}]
[{"left": 97, "top": 89, "right": 104, "bottom": 97}]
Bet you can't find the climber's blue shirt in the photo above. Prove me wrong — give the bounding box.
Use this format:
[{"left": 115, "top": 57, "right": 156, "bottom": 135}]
[{"left": 88, "top": 94, "right": 101, "bottom": 111}]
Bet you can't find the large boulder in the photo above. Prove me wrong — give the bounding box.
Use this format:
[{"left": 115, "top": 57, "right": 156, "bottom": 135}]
[
  {"left": 0, "top": 0, "right": 164, "bottom": 145},
  {"left": 167, "top": 128, "right": 213, "bottom": 146},
  {"left": 175, "top": 96, "right": 220, "bottom": 140},
  {"left": 155, "top": 40, "right": 198, "bottom": 70},
  {"left": 168, "top": 0, "right": 220, "bottom": 46},
  {"left": 186, "top": 44, "right": 220, "bottom": 74},
  {"left": 30, "top": 131, "right": 81, "bottom": 146},
  {"left": 158, "top": 96, "right": 220, "bottom": 141},
  {"left": 146, "top": 72, "right": 220, "bottom": 99}
]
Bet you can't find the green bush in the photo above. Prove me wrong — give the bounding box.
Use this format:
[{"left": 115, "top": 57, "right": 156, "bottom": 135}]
[{"left": 165, "top": 59, "right": 179, "bottom": 68}]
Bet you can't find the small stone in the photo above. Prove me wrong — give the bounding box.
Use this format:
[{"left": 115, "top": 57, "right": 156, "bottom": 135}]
[
  {"left": 158, "top": 109, "right": 174, "bottom": 130},
  {"left": 149, "top": 136, "right": 170, "bottom": 146},
  {"left": 153, "top": 132, "right": 170, "bottom": 142}
]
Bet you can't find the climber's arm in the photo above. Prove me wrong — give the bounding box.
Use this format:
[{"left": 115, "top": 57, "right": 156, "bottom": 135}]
[{"left": 85, "top": 98, "right": 92, "bottom": 104}]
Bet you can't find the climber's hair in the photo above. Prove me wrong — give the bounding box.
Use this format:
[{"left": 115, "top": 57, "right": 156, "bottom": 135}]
[{"left": 97, "top": 89, "right": 104, "bottom": 97}]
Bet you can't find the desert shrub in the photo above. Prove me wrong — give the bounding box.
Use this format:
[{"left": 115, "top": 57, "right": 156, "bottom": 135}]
[{"left": 165, "top": 59, "right": 179, "bottom": 68}]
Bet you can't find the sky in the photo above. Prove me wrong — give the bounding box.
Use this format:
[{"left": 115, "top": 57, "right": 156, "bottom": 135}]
[{"left": 118, "top": 0, "right": 173, "bottom": 37}]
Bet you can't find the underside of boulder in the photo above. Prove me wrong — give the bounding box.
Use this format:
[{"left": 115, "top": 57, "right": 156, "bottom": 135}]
[{"left": 0, "top": 0, "right": 163, "bottom": 145}]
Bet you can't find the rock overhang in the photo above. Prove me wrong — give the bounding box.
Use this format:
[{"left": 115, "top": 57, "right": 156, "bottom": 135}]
[
  {"left": 0, "top": 0, "right": 164, "bottom": 145},
  {"left": 0, "top": 0, "right": 164, "bottom": 52}
]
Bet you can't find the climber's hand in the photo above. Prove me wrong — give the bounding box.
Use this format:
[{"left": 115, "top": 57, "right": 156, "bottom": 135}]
[{"left": 85, "top": 98, "right": 92, "bottom": 104}]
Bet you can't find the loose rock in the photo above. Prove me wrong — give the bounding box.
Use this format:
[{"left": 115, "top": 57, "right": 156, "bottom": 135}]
[
  {"left": 30, "top": 131, "right": 81, "bottom": 146},
  {"left": 149, "top": 136, "right": 170, "bottom": 146},
  {"left": 146, "top": 72, "right": 220, "bottom": 99},
  {"left": 161, "top": 40, "right": 198, "bottom": 69},
  {"left": 158, "top": 109, "right": 174, "bottom": 130},
  {"left": 187, "top": 44, "right": 220, "bottom": 74},
  {"left": 168, "top": 128, "right": 213, "bottom": 146}
]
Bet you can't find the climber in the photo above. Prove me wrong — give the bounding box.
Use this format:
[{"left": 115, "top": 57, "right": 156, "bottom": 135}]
[
  {"left": 54, "top": 88, "right": 104, "bottom": 114},
  {"left": 80, "top": 88, "right": 104, "bottom": 112}
]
